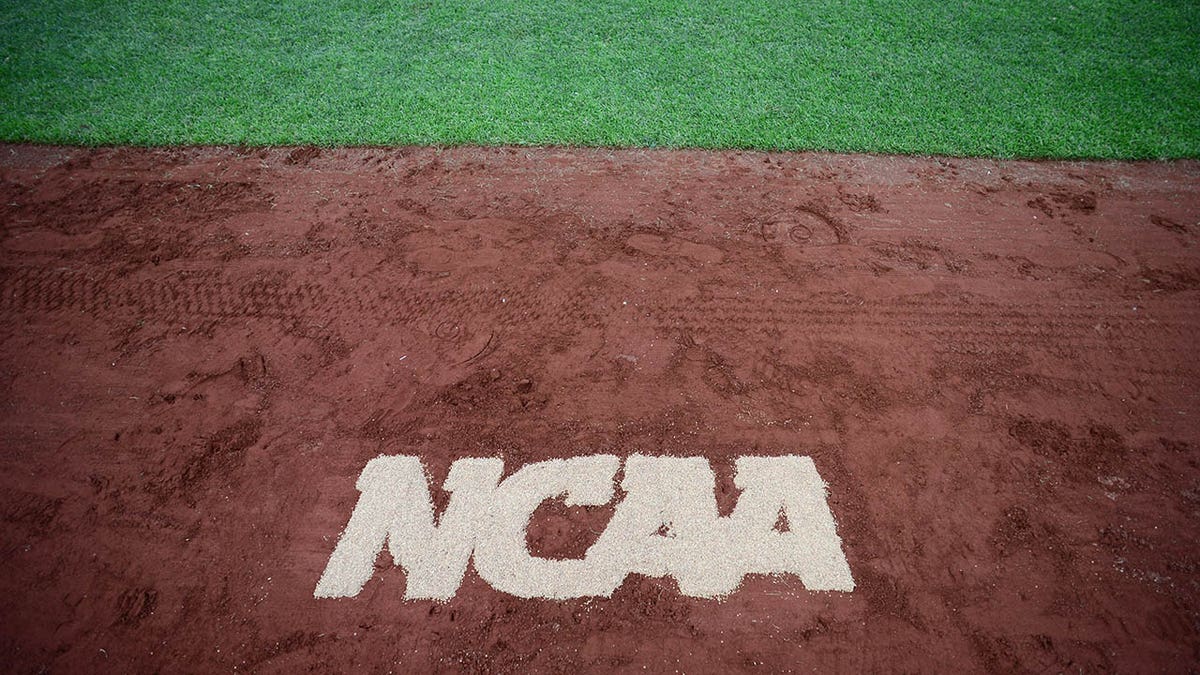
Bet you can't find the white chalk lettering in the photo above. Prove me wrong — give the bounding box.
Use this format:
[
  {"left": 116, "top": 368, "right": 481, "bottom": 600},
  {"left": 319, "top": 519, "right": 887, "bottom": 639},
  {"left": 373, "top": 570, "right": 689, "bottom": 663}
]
[{"left": 316, "top": 454, "right": 854, "bottom": 600}]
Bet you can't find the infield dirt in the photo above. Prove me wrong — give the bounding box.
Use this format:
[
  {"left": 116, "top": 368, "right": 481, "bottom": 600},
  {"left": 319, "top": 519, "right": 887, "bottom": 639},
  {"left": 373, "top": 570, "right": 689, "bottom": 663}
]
[{"left": 1, "top": 145, "right": 1198, "bottom": 672}]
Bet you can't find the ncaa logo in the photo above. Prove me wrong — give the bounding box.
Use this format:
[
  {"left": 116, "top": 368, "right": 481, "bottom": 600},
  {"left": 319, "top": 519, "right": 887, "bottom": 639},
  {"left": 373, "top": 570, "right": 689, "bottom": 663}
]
[{"left": 317, "top": 454, "right": 854, "bottom": 600}]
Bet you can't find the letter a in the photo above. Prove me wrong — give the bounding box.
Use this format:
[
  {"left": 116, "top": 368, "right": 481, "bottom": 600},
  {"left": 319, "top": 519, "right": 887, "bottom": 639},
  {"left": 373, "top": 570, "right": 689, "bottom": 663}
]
[
  {"left": 725, "top": 456, "right": 854, "bottom": 591},
  {"left": 585, "top": 455, "right": 729, "bottom": 597}
]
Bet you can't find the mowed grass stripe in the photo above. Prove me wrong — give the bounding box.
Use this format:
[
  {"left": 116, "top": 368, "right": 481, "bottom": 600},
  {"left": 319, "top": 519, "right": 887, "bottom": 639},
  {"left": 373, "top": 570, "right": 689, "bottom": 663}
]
[{"left": 1, "top": 0, "right": 1197, "bottom": 158}]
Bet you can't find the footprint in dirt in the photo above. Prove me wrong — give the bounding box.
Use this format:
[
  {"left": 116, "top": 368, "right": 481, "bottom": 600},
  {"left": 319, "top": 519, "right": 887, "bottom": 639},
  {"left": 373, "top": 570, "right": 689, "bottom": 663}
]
[{"left": 758, "top": 209, "right": 843, "bottom": 246}]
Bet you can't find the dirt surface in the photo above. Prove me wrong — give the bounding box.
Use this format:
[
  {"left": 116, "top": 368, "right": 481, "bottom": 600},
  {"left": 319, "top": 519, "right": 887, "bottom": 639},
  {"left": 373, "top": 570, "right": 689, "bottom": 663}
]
[{"left": 1, "top": 144, "right": 1198, "bottom": 672}]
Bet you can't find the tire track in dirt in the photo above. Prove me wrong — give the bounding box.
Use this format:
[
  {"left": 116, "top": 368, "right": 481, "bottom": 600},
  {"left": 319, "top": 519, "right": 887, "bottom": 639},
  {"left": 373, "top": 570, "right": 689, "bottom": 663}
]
[
  {"left": 6, "top": 265, "right": 1196, "bottom": 344},
  {"left": 6, "top": 265, "right": 1197, "bottom": 409}
]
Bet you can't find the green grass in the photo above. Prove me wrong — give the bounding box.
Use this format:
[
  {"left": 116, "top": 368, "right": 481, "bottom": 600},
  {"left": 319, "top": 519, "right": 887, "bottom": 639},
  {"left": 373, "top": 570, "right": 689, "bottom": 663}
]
[{"left": 1, "top": 0, "right": 1198, "bottom": 158}]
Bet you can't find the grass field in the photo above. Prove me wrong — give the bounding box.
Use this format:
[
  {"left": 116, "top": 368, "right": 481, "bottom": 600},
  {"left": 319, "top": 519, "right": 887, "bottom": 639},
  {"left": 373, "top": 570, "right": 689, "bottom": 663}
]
[{"left": 1, "top": 0, "right": 1198, "bottom": 158}]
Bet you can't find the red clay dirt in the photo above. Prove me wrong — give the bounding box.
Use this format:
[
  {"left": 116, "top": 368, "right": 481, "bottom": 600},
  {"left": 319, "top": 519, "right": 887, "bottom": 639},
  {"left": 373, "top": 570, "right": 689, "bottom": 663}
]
[{"left": 1, "top": 144, "right": 1198, "bottom": 672}]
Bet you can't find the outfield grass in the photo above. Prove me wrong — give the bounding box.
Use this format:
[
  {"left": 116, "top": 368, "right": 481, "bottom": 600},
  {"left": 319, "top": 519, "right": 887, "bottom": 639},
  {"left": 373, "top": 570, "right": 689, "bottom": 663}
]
[{"left": 1, "top": 0, "right": 1197, "bottom": 158}]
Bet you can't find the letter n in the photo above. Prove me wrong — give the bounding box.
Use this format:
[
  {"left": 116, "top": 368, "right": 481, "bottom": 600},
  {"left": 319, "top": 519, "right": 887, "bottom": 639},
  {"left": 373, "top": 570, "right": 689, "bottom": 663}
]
[{"left": 314, "top": 456, "right": 502, "bottom": 600}]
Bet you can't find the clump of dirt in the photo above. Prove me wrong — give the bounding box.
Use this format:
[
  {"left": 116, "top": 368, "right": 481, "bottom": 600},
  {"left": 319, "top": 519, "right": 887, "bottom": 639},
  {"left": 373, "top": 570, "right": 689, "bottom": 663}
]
[
  {"left": 285, "top": 146, "right": 323, "bottom": 166},
  {"left": 1007, "top": 416, "right": 1129, "bottom": 479},
  {"left": 1150, "top": 215, "right": 1188, "bottom": 233}
]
